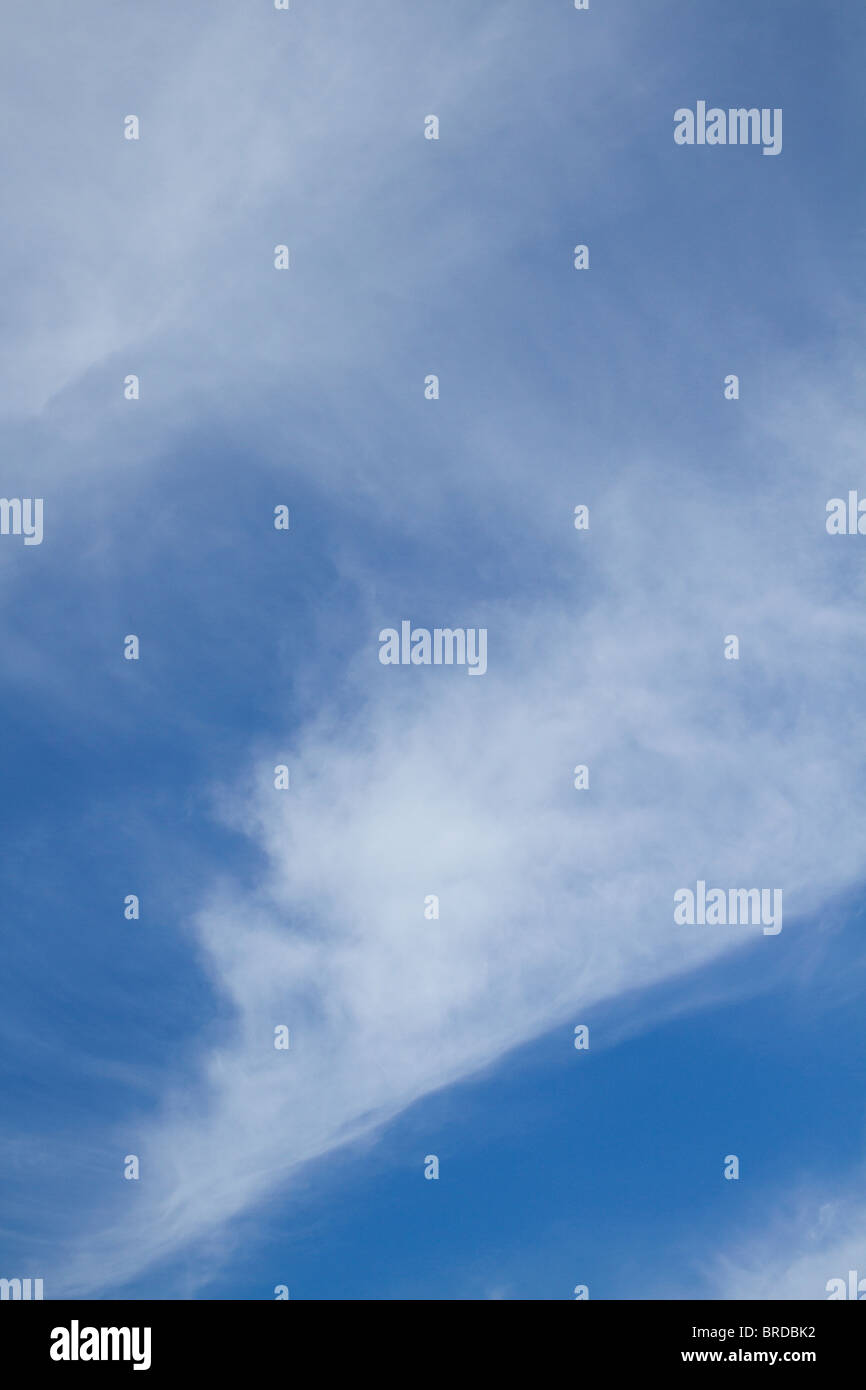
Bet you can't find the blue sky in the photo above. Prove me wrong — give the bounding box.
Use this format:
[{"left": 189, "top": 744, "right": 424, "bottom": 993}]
[{"left": 1, "top": 0, "right": 865, "bottom": 1300}]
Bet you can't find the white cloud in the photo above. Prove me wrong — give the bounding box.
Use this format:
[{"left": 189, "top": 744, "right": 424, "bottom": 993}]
[
  {"left": 707, "top": 1192, "right": 866, "bottom": 1300},
  {"left": 52, "top": 451, "right": 866, "bottom": 1292},
  {"left": 0, "top": 0, "right": 633, "bottom": 422},
  {"left": 4, "top": 0, "right": 864, "bottom": 1300}
]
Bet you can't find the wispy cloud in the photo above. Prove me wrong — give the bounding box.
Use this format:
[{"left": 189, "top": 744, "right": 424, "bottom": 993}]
[
  {"left": 2, "top": 0, "right": 864, "bottom": 1301},
  {"left": 706, "top": 1188, "right": 866, "bottom": 1300},
  {"left": 51, "top": 426, "right": 866, "bottom": 1291}
]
